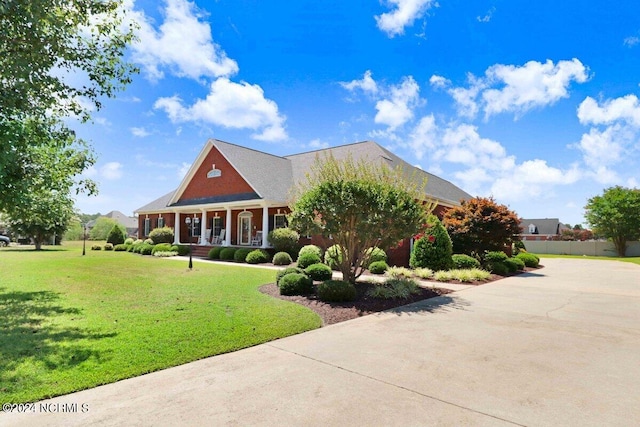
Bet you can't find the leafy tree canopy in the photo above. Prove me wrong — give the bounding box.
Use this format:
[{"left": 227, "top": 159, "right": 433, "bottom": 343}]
[
  {"left": 584, "top": 186, "right": 640, "bottom": 256},
  {"left": 288, "top": 154, "right": 433, "bottom": 283},
  {"left": 90, "top": 217, "right": 123, "bottom": 241},
  {"left": 443, "top": 196, "right": 522, "bottom": 258}
]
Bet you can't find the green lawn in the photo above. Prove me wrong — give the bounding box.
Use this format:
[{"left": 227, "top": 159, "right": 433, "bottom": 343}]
[
  {"left": 0, "top": 243, "right": 321, "bottom": 404},
  {"left": 534, "top": 253, "right": 640, "bottom": 266}
]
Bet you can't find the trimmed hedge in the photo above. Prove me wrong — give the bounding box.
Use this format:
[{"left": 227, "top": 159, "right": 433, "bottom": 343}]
[
  {"left": 364, "top": 247, "right": 387, "bottom": 267},
  {"left": 234, "top": 248, "right": 252, "bottom": 263},
  {"left": 208, "top": 247, "right": 223, "bottom": 260},
  {"left": 220, "top": 247, "right": 237, "bottom": 261},
  {"left": 267, "top": 228, "right": 300, "bottom": 258},
  {"left": 140, "top": 244, "right": 154, "bottom": 255},
  {"left": 279, "top": 273, "right": 314, "bottom": 296},
  {"left": 103, "top": 243, "right": 114, "bottom": 251},
  {"left": 508, "top": 256, "right": 525, "bottom": 271},
  {"left": 246, "top": 249, "right": 270, "bottom": 264},
  {"left": 516, "top": 252, "right": 540, "bottom": 268},
  {"left": 124, "top": 238, "right": 134, "bottom": 245},
  {"left": 297, "top": 252, "right": 322, "bottom": 269},
  {"left": 272, "top": 251, "right": 293, "bottom": 266},
  {"left": 317, "top": 280, "right": 357, "bottom": 302},
  {"left": 114, "top": 244, "right": 128, "bottom": 251},
  {"left": 91, "top": 244, "right": 101, "bottom": 251},
  {"left": 368, "top": 260, "right": 389, "bottom": 274},
  {"left": 503, "top": 258, "right": 519, "bottom": 273},
  {"left": 151, "top": 243, "right": 172, "bottom": 255},
  {"left": 452, "top": 254, "right": 480, "bottom": 269},
  {"left": 276, "top": 267, "right": 305, "bottom": 286},
  {"left": 298, "top": 244, "right": 323, "bottom": 259},
  {"left": 171, "top": 245, "right": 190, "bottom": 256},
  {"left": 149, "top": 226, "right": 174, "bottom": 244},
  {"left": 304, "top": 263, "right": 333, "bottom": 281}
]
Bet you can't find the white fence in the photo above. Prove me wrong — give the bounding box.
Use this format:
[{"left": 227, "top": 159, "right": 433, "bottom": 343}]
[{"left": 523, "top": 240, "right": 640, "bottom": 257}]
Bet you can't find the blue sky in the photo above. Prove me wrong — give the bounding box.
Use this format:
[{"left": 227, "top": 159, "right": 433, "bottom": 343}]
[{"left": 73, "top": 0, "right": 640, "bottom": 227}]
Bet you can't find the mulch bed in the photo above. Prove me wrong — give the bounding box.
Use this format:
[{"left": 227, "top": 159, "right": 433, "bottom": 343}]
[{"left": 259, "top": 281, "right": 452, "bottom": 326}]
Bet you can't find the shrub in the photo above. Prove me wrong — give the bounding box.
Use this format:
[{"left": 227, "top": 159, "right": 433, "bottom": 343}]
[
  {"left": 279, "top": 273, "right": 314, "bottom": 296},
  {"left": 508, "top": 256, "right": 525, "bottom": 271},
  {"left": 220, "top": 248, "right": 237, "bottom": 261},
  {"left": 410, "top": 215, "right": 454, "bottom": 271},
  {"left": 149, "top": 226, "right": 174, "bottom": 244},
  {"left": 91, "top": 244, "right": 102, "bottom": 250},
  {"left": 234, "top": 248, "right": 252, "bottom": 263},
  {"left": 133, "top": 239, "right": 144, "bottom": 245},
  {"left": 246, "top": 249, "right": 271, "bottom": 264},
  {"left": 106, "top": 224, "right": 125, "bottom": 246},
  {"left": 297, "top": 252, "right": 321, "bottom": 269},
  {"left": 317, "top": 280, "right": 356, "bottom": 302},
  {"left": 153, "top": 251, "right": 178, "bottom": 257},
  {"left": 516, "top": 252, "right": 540, "bottom": 268},
  {"left": 364, "top": 247, "right": 387, "bottom": 267},
  {"left": 126, "top": 244, "right": 136, "bottom": 252},
  {"left": 502, "top": 258, "right": 518, "bottom": 273},
  {"left": 368, "top": 260, "right": 389, "bottom": 275},
  {"left": 367, "top": 278, "right": 420, "bottom": 299},
  {"left": 173, "top": 245, "right": 190, "bottom": 256},
  {"left": 124, "top": 238, "right": 134, "bottom": 245},
  {"left": 434, "top": 268, "right": 491, "bottom": 282},
  {"left": 484, "top": 251, "right": 508, "bottom": 263},
  {"left": 483, "top": 251, "right": 509, "bottom": 274},
  {"left": 103, "top": 243, "right": 114, "bottom": 251},
  {"left": 452, "top": 254, "right": 480, "bottom": 269},
  {"left": 208, "top": 247, "right": 223, "bottom": 260},
  {"left": 489, "top": 262, "right": 509, "bottom": 275},
  {"left": 144, "top": 238, "right": 154, "bottom": 245},
  {"left": 298, "top": 244, "right": 323, "bottom": 259},
  {"left": 114, "top": 244, "right": 128, "bottom": 251},
  {"left": 140, "top": 244, "right": 154, "bottom": 255},
  {"left": 413, "top": 267, "right": 433, "bottom": 279},
  {"left": 151, "top": 243, "right": 172, "bottom": 255},
  {"left": 324, "top": 244, "right": 344, "bottom": 270},
  {"left": 304, "top": 263, "right": 333, "bottom": 281},
  {"left": 272, "top": 251, "right": 293, "bottom": 266},
  {"left": 132, "top": 243, "right": 145, "bottom": 253},
  {"left": 276, "top": 267, "right": 305, "bottom": 286},
  {"left": 267, "top": 228, "right": 300, "bottom": 258},
  {"left": 386, "top": 266, "right": 413, "bottom": 278}
]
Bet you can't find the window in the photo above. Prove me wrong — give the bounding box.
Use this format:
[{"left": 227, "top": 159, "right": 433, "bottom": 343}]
[
  {"left": 274, "top": 214, "right": 287, "bottom": 229},
  {"left": 212, "top": 217, "right": 223, "bottom": 238},
  {"left": 238, "top": 212, "right": 252, "bottom": 245},
  {"left": 157, "top": 217, "right": 164, "bottom": 228},
  {"left": 528, "top": 224, "right": 538, "bottom": 234},
  {"left": 144, "top": 218, "right": 150, "bottom": 236}
]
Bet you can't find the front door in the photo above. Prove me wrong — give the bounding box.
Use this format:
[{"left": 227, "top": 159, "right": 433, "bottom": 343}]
[{"left": 238, "top": 213, "right": 252, "bottom": 245}]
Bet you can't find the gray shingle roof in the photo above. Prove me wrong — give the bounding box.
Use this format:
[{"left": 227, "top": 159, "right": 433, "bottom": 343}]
[
  {"left": 521, "top": 218, "right": 564, "bottom": 235},
  {"left": 135, "top": 139, "right": 471, "bottom": 212}
]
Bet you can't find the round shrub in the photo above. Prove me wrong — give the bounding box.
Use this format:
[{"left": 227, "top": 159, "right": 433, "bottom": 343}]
[
  {"left": 246, "top": 249, "right": 270, "bottom": 264},
  {"left": 484, "top": 251, "right": 508, "bottom": 263},
  {"left": 516, "top": 252, "right": 540, "bottom": 268},
  {"left": 144, "top": 238, "right": 154, "bottom": 245},
  {"left": 172, "top": 245, "right": 190, "bottom": 256},
  {"left": 106, "top": 224, "right": 125, "bottom": 246},
  {"left": 267, "top": 228, "right": 300, "bottom": 258},
  {"left": 503, "top": 258, "right": 519, "bottom": 273},
  {"left": 297, "top": 252, "right": 322, "bottom": 269},
  {"left": 317, "top": 280, "right": 357, "bottom": 302},
  {"left": 234, "top": 248, "right": 252, "bottom": 263},
  {"left": 364, "top": 247, "right": 387, "bottom": 267},
  {"left": 488, "top": 261, "right": 509, "bottom": 275},
  {"left": 114, "top": 244, "right": 128, "bottom": 251},
  {"left": 324, "top": 245, "right": 344, "bottom": 270},
  {"left": 149, "top": 226, "right": 174, "bottom": 244},
  {"left": 298, "top": 244, "right": 323, "bottom": 260},
  {"left": 279, "top": 273, "right": 314, "bottom": 296},
  {"left": 452, "top": 254, "right": 480, "bottom": 269},
  {"left": 140, "top": 244, "right": 154, "bottom": 255},
  {"left": 103, "top": 243, "right": 114, "bottom": 251},
  {"left": 133, "top": 239, "right": 144, "bottom": 245},
  {"left": 509, "top": 256, "right": 525, "bottom": 271},
  {"left": 368, "top": 260, "right": 389, "bottom": 274},
  {"left": 276, "top": 267, "right": 305, "bottom": 286},
  {"left": 151, "top": 243, "right": 172, "bottom": 255},
  {"left": 91, "top": 244, "right": 101, "bottom": 251},
  {"left": 410, "top": 216, "right": 454, "bottom": 271},
  {"left": 304, "top": 263, "right": 333, "bottom": 281},
  {"left": 220, "top": 247, "right": 237, "bottom": 261},
  {"left": 208, "top": 247, "right": 223, "bottom": 260},
  {"left": 124, "top": 238, "right": 134, "bottom": 245},
  {"left": 272, "top": 251, "right": 293, "bottom": 266},
  {"left": 127, "top": 244, "right": 136, "bottom": 252}
]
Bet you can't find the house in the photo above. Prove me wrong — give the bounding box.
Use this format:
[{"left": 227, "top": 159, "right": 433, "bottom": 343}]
[
  {"left": 88, "top": 210, "right": 139, "bottom": 237},
  {"left": 134, "top": 139, "right": 471, "bottom": 265},
  {"left": 520, "top": 218, "right": 569, "bottom": 241}
]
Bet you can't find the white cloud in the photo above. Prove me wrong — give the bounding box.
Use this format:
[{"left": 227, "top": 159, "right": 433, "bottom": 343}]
[
  {"left": 308, "top": 139, "right": 330, "bottom": 149},
  {"left": 375, "top": 0, "right": 437, "bottom": 37},
  {"left": 374, "top": 76, "right": 421, "bottom": 130},
  {"left": 577, "top": 95, "right": 640, "bottom": 126},
  {"left": 154, "top": 78, "right": 287, "bottom": 141},
  {"left": 178, "top": 162, "right": 191, "bottom": 179},
  {"left": 340, "top": 70, "right": 378, "bottom": 95},
  {"left": 429, "top": 75, "right": 450, "bottom": 89},
  {"left": 127, "top": 0, "right": 238, "bottom": 81},
  {"left": 477, "top": 7, "right": 495, "bottom": 23},
  {"left": 624, "top": 36, "right": 640, "bottom": 47},
  {"left": 131, "top": 127, "right": 151, "bottom": 137},
  {"left": 440, "top": 59, "right": 589, "bottom": 119},
  {"left": 407, "top": 114, "right": 437, "bottom": 160},
  {"left": 101, "top": 162, "right": 124, "bottom": 180}
]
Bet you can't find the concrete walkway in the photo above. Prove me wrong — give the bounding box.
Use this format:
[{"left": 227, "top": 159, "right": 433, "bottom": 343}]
[{"left": 2, "top": 258, "right": 639, "bottom": 426}]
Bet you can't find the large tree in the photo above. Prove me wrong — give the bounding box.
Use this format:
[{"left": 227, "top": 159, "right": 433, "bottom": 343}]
[
  {"left": 443, "top": 196, "right": 522, "bottom": 258},
  {"left": 0, "top": 0, "right": 136, "bottom": 226},
  {"left": 288, "top": 154, "right": 433, "bottom": 284},
  {"left": 584, "top": 186, "right": 640, "bottom": 256}
]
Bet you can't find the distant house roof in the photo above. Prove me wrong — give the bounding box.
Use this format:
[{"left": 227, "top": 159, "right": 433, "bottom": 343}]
[
  {"left": 103, "top": 211, "right": 138, "bottom": 229},
  {"left": 520, "top": 218, "right": 568, "bottom": 235},
  {"left": 136, "top": 139, "right": 472, "bottom": 213}
]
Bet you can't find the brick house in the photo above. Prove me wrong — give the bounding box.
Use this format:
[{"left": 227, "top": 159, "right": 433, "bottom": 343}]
[
  {"left": 134, "top": 139, "right": 471, "bottom": 265},
  {"left": 520, "top": 218, "right": 569, "bottom": 241}
]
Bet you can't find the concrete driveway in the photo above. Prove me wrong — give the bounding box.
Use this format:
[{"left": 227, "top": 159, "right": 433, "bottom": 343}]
[{"left": 2, "top": 258, "right": 639, "bottom": 426}]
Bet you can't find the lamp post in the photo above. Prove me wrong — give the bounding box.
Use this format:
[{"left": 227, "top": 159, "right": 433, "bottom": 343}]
[
  {"left": 82, "top": 223, "right": 87, "bottom": 256},
  {"left": 185, "top": 215, "right": 199, "bottom": 269}
]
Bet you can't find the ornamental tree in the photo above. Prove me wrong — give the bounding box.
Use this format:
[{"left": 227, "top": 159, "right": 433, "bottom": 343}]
[
  {"left": 584, "top": 186, "right": 640, "bottom": 256},
  {"left": 410, "top": 215, "right": 454, "bottom": 271},
  {"left": 288, "top": 154, "right": 434, "bottom": 284},
  {"left": 442, "top": 197, "right": 522, "bottom": 258}
]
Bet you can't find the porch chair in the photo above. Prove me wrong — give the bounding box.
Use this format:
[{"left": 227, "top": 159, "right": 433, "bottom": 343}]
[
  {"left": 212, "top": 229, "right": 225, "bottom": 245},
  {"left": 251, "top": 231, "right": 262, "bottom": 246}
]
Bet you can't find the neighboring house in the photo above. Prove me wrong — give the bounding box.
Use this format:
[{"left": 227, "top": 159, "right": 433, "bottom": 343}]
[
  {"left": 520, "top": 218, "right": 569, "bottom": 241},
  {"left": 88, "top": 210, "right": 139, "bottom": 237},
  {"left": 135, "top": 139, "right": 472, "bottom": 265}
]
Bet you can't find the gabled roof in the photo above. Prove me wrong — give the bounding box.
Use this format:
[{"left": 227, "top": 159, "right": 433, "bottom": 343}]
[
  {"left": 103, "top": 210, "right": 138, "bottom": 229},
  {"left": 135, "top": 190, "right": 176, "bottom": 213},
  {"left": 520, "top": 218, "right": 565, "bottom": 235}
]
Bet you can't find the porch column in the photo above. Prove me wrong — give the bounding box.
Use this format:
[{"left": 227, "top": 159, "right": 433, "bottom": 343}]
[
  {"left": 173, "top": 212, "right": 181, "bottom": 244},
  {"left": 224, "top": 207, "right": 232, "bottom": 246},
  {"left": 261, "top": 205, "right": 269, "bottom": 248},
  {"left": 199, "top": 209, "right": 207, "bottom": 245}
]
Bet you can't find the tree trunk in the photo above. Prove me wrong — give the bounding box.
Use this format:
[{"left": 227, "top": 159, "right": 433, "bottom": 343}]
[{"left": 614, "top": 237, "right": 627, "bottom": 257}]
